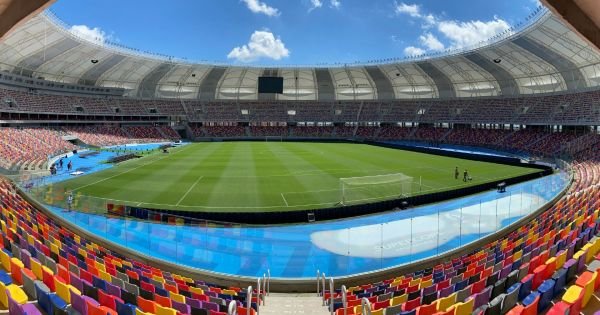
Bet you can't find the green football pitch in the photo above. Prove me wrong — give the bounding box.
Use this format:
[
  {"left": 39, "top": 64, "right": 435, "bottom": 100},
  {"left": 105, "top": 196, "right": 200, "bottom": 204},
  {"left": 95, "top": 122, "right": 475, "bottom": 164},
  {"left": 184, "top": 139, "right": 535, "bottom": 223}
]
[{"left": 45, "top": 142, "right": 539, "bottom": 213}]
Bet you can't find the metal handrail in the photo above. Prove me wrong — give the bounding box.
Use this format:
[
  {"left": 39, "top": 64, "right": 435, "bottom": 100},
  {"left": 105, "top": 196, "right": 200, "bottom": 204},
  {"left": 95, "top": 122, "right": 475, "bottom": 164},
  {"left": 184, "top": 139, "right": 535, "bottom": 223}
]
[
  {"left": 256, "top": 278, "right": 261, "bottom": 313},
  {"left": 267, "top": 269, "right": 271, "bottom": 296},
  {"left": 227, "top": 300, "right": 238, "bottom": 315},
  {"left": 329, "top": 277, "right": 334, "bottom": 315},
  {"left": 341, "top": 285, "right": 348, "bottom": 315},
  {"left": 262, "top": 273, "right": 267, "bottom": 306},
  {"left": 361, "top": 298, "right": 372, "bottom": 315},
  {"left": 321, "top": 273, "right": 327, "bottom": 306},
  {"left": 246, "top": 286, "right": 253, "bottom": 314},
  {"left": 316, "top": 269, "right": 320, "bottom": 296}
]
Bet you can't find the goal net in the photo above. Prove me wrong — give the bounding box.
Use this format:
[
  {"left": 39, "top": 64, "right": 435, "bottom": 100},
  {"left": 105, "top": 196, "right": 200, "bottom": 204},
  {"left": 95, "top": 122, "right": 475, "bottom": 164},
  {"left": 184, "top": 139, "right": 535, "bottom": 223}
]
[{"left": 340, "top": 173, "right": 413, "bottom": 205}]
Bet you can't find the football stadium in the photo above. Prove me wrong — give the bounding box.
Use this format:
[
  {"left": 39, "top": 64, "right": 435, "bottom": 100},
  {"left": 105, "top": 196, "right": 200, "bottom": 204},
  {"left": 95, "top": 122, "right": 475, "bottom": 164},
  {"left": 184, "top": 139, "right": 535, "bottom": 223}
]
[{"left": 0, "top": 0, "right": 599, "bottom": 314}]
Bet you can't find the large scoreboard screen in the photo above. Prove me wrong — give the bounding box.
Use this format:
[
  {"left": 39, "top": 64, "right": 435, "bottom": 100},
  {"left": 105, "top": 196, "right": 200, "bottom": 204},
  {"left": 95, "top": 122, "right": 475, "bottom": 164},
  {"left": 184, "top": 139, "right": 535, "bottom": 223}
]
[{"left": 258, "top": 76, "right": 284, "bottom": 94}]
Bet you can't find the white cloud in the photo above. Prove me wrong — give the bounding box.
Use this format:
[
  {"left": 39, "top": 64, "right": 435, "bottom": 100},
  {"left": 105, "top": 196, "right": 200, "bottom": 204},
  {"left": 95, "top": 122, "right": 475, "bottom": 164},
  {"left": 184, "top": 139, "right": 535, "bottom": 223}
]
[
  {"left": 437, "top": 18, "right": 510, "bottom": 49},
  {"left": 395, "top": 2, "right": 421, "bottom": 18},
  {"left": 227, "top": 30, "right": 290, "bottom": 62},
  {"left": 397, "top": 3, "right": 511, "bottom": 56},
  {"left": 309, "top": 0, "right": 340, "bottom": 11},
  {"left": 419, "top": 33, "right": 444, "bottom": 51},
  {"left": 69, "top": 25, "right": 109, "bottom": 43},
  {"left": 309, "top": 0, "right": 323, "bottom": 11},
  {"left": 241, "top": 0, "right": 280, "bottom": 17},
  {"left": 404, "top": 46, "right": 425, "bottom": 56}
]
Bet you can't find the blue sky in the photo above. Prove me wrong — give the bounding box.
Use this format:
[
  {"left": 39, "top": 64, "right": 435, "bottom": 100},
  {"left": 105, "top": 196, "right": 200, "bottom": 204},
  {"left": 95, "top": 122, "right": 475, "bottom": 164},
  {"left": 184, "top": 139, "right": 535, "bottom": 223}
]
[{"left": 50, "top": 0, "right": 543, "bottom": 65}]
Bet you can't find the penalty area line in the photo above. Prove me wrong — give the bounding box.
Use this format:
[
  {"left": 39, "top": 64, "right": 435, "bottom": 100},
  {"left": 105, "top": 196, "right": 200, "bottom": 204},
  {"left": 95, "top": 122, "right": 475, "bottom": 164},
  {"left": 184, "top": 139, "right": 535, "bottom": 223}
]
[
  {"left": 281, "top": 193, "right": 289, "bottom": 207},
  {"left": 176, "top": 176, "right": 204, "bottom": 206}
]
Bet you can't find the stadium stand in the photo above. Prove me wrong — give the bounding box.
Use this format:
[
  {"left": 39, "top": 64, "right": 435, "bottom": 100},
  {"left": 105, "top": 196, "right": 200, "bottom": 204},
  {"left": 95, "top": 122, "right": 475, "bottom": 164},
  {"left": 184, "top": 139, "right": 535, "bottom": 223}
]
[
  {"left": 0, "top": 178, "right": 262, "bottom": 315},
  {"left": 63, "top": 126, "right": 134, "bottom": 147},
  {"left": 123, "top": 126, "right": 180, "bottom": 143},
  {"left": 197, "top": 125, "right": 247, "bottom": 138},
  {"left": 1, "top": 85, "right": 600, "bottom": 126},
  {"left": 249, "top": 126, "right": 289, "bottom": 137},
  {"left": 321, "top": 159, "right": 600, "bottom": 314},
  {"left": 0, "top": 125, "right": 180, "bottom": 170},
  {"left": 0, "top": 128, "right": 76, "bottom": 170},
  {"left": 290, "top": 126, "right": 335, "bottom": 138},
  {"left": 2, "top": 4, "right": 600, "bottom": 313},
  {"left": 0, "top": 145, "right": 597, "bottom": 314}
]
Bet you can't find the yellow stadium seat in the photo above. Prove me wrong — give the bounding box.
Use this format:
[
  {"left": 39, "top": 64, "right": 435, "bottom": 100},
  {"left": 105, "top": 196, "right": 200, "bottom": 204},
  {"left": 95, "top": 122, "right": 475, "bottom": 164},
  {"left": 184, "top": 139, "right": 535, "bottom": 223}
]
[
  {"left": 222, "top": 289, "right": 237, "bottom": 296},
  {"left": 436, "top": 293, "right": 457, "bottom": 312},
  {"left": 26, "top": 234, "right": 35, "bottom": 246},
  {"left": 55, "top": 279, "right": 80, "bottom": 304},
  {"left": 50, "top": 244, "right": 59, "bottom": 256},
  {"left": 390, "top": 294, "right": 407, "bottom": 306},
  {"left": 452, "top": 297, "right": 474, "bottom": 315},
  {"left": 136, "top": 309, "right": 153, "bottom": 315},
  {"left": 371, "top": 309, "right": 384, "bottom": 315},
  {"left": 581, "top": 243, "right": 595, "bottom": 263},
  {"left": 0, "top": 250, "right": 10, "bottom": 272},
  {"left": 170, "top": 292, "right": 186, "bottom": 303},
  {"left": 189, "top": 287, "right": 204, "bottom": 295},
  {"left": 0, "top": 281, "right": 27, "bottom": 307},
  {"left": 575, "top": 271, "right": 597, "bottom": 307},
  {"left": 155, "top": 304, "right": 177, "bottom": 315},
  {"left": 30, "top": 259, "right": 42, "bottom": 280},
  {"left": 513, "top": 250, "right": 522, "bottom": 261},
  {"left": 94, "top": 261, "right": 105, "bottom": 272},
  {"left": 152, "top": 275, "right": 165, "bottom": 283},
  {"left": 562, "top": 285, "right": 584, "bottom": 306},
  {"left": 99, "top": 270, "right": 112, "bottom": 282}
]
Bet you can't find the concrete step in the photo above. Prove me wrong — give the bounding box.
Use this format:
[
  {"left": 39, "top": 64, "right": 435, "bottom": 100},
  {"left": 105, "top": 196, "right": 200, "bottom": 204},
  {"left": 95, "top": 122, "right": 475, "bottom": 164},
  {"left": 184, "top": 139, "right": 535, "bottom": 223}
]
[{"left": 260, "top": 293, "right": 329, "bottom": 314}]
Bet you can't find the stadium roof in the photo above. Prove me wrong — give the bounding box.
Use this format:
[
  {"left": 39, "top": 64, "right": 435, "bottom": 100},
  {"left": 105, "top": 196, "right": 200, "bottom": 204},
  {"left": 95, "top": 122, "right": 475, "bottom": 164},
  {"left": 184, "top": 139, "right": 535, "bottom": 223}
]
[{"left": 0, "top": 9, "right": 599, "bottom": 101}]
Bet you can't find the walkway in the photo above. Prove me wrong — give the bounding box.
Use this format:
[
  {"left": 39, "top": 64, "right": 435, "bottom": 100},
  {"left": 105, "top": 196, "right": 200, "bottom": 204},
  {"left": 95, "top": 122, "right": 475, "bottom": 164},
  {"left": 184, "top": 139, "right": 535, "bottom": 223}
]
[{"left": 261, "top": 293, "right": 329, "bottom": 314}]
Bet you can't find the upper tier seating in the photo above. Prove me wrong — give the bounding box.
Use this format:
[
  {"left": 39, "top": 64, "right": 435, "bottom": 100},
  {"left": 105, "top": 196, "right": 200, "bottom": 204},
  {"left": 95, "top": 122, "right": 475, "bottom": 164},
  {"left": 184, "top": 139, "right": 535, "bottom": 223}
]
[{"left": 2, "top": 85, "right": 600, "bottom": 125}]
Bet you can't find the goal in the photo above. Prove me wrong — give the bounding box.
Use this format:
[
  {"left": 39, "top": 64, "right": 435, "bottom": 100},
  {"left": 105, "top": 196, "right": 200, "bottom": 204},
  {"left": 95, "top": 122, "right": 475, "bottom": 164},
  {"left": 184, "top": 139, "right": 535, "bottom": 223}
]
[
  {"left": 265, "top": 136, "right": 283, "bottom": 142},
  {"left": 339, "top": 173, "right": 413, "bottom": 205}
]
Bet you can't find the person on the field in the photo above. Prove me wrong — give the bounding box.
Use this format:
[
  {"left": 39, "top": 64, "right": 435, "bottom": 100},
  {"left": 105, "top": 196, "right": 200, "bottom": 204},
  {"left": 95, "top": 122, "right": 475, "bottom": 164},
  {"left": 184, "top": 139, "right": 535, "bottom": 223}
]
[
  {"left": 59, "top": 158, "right": 64, "bottom": 169},
  {"left": 67, "top": 192, "right": 73, "bottom": 212},
  {"left": 455, "top": 166, "right": 459, "bottom": 179},
  {"left": 463, "top": 169, "right": 468, "bottom": 182},
  {"left": 67, "top": 160, "right": 72, "bottom": 171}
]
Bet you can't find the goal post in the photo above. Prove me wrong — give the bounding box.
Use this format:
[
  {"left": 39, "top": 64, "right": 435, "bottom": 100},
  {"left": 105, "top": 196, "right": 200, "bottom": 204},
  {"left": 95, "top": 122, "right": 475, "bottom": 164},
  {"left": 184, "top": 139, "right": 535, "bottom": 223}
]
[{"left": 339, "top": 173, "right": 413, "bottom": 205}]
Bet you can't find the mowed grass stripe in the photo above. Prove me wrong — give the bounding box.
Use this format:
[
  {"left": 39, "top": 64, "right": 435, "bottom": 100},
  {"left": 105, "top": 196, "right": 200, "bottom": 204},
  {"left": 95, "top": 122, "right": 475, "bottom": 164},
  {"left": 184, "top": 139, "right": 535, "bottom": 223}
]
[
  {"left": 202, "top": 142, "right": 264, "bottom": 209},
  {"left": 48, "top": 142, "right": 540, "bottom": 212},
  {"left": 62, "top": 145, "right": 192, "bottom": 199},
  {"left": 275, "top": 143, "right": 353, "bottom": 206},
  {"left": 259, "top": 143, "right": 321, "bottom": 207},
  {"left": 180, "top": 142, "right": 237, "bottom": 207}
]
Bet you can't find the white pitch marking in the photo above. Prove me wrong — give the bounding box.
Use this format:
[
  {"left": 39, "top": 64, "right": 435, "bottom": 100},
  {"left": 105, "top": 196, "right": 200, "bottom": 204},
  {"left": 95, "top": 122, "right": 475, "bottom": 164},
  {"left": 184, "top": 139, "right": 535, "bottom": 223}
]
[
  {"left": 281, "top": 193, "right": 289, "bottom": 207},
  {"left": 71, "top": 145, "right": 191, "bottom": 192},
  {"left": 176, "top": 176, "right": 204, "bottom": 206}
]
